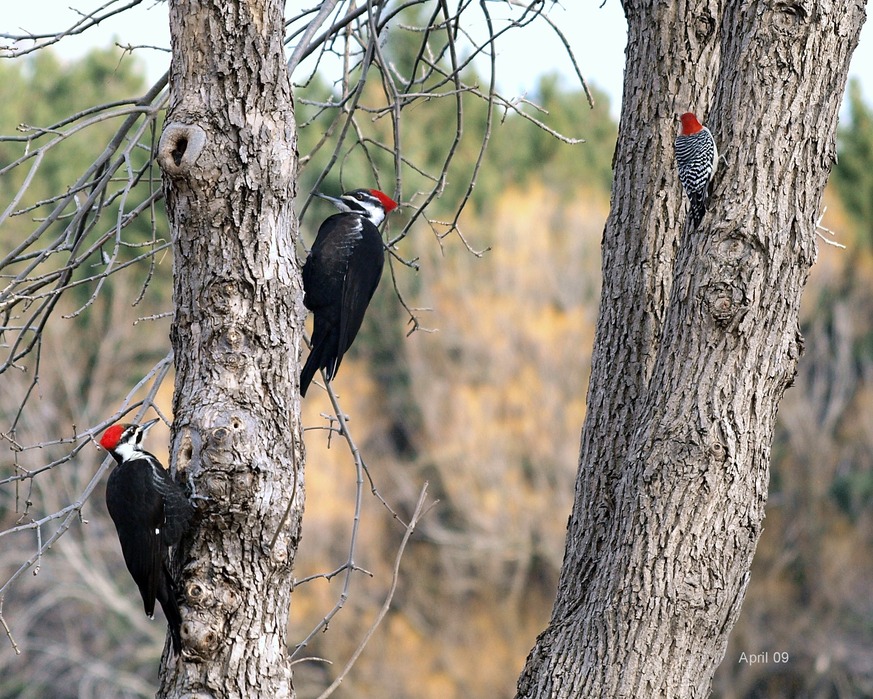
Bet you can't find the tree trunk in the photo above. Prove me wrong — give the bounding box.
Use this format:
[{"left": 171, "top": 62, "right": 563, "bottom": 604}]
[
  {"left": 154, "top": 0, "right": 301, "bottom": 696},
  {"left": 517, "top": 0, "right": 867, "bottom": 697}
]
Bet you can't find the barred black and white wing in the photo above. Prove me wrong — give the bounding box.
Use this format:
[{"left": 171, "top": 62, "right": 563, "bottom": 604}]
[{"left": 675, "top": 126, "right": 718, "bottom": 230}]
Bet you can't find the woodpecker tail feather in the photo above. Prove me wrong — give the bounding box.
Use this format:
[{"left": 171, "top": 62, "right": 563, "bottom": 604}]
[
  {"left": 300, "top": 322, "right": 340, "bottom": 397},
  {"left": 300, "top": 347, "right": 323, "bottom": 397},
  {"left": 687, "top": 199, "right": 707, "bottom": 231},
  {"left": 157, "top": 565, "right": 183, "bottom": 655}
]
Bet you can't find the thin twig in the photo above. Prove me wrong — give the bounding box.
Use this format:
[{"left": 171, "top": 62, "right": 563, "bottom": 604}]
[
  {"left": 814, "top": 207, "right": 846, "bottom": 249},
  {"left": 0, "top": 597, "right": 20, "bottom": 655},
  {"left": 315, "top": 483, "right": 433, "bottom": 699}
]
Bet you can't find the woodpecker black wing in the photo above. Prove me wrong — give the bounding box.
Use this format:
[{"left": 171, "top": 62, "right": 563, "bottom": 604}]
[
  {"left": 300, "top": 214, "right": 346, "bottom": 396},
  {"left": 337, "top": 218, "right": 384, "bottom": 360},
  {"left": 141, "top": 453, "right": 190, "bottom": 656},
  {"left": 105, "top": 453, "right": 190, "bottom": 654},
  {"left": 152, "top": 464, "right": 194, "bottom": 546},
  {"left": 302, "top": 213, "right": 351, "bottom": 313},
  {"left": 106, "top": 459, "right": 165, "bottom": 619},
  {"left": 300, "top": 211, "right": 385, "bottom": 396},
  {"left": 674, "top": 127, "right": 717, "bottom": 230}
]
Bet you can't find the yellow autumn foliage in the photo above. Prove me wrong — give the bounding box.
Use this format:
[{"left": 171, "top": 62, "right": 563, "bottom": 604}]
[{"left": 291, "top": 183, "right": 607, "bottom": 697}]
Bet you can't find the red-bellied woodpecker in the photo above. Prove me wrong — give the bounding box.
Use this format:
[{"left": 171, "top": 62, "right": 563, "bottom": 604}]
[{"left": 674, "top": 112, "right": 718, "bottom": 230}]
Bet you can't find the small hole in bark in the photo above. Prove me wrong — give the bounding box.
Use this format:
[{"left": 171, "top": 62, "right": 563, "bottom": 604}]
[
  {"left": 710, "top": 443, "right": 728, "bottom": 461},
  {"left": 172, "top": 137, "right": 188, "bottom": 166}
]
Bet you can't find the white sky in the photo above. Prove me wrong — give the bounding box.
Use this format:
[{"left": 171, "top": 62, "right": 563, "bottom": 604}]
[{"left": 2, "top": 1, "right": 872, "bottom": 120}]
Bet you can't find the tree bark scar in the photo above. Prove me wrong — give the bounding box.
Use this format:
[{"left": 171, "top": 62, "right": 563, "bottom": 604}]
[
  {"left": 181, "top": 577, "right": 219, "bottom": 660},
  {"left": 772, "top": 0, "right": 811, "bottom": 23},
  {"left": 699, "top": 233, "right": 761, "bottom": 328},
  {"left": 177, "top": 430, "right": 195, "bottom": 473},
  {"left": 703, "top": 280, "right": 746, "bottom": 326},
  {"left": 694, "top": 7, "right": 718, "bottom": 41}
]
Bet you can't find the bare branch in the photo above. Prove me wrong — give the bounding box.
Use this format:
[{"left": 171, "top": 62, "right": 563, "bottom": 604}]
[
  {"left": 0, "top": 0, "right": 146, "bottom": 57},
  {"left": 315, "top": 482, "right": 434, "bottom": 699}
]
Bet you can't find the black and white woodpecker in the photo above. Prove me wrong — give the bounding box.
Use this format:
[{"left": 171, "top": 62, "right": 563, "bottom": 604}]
[
  {"left": 300, "top": 188, "right": 399, "bottom": 397},
  {"left": 674, "top": 112, "right": 718, "bottom": 231},
  {"left": 100, "top": 419, "right": 193, "bottom": 655}
]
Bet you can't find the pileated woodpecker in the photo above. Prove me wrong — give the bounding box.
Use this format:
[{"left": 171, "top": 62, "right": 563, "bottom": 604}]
[
  {"left": 300, "top": 188, "right": 398, "bottom": 396},
  {"left": 100, "top": 419, "right": 193, "bottom": 655}
]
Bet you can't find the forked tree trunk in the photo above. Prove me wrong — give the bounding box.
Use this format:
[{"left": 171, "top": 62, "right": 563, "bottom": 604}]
[
  {"left": 518, "top": 0, "right": 867, "bottom": 696},
  {"left": 154, "top": 0, "right": 302, "bottom": 696}
]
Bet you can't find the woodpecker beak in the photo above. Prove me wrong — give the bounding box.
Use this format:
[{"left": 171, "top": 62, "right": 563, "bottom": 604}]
[
  {"left": 315, "top": 192, "right": 352, "bottom": 214},
  {"left": 139, "top": 418, "right": 160, "bottom": 435},
  {"left": 315, "top": 192, "right": 344, "bottom": 208}
]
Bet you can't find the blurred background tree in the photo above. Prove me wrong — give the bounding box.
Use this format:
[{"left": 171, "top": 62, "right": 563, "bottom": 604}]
[{"left": 833, "top": 78, "right": 873, "bottom": 249}]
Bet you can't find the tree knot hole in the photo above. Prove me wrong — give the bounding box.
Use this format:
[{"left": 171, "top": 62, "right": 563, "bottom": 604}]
[
  {"left": 157, "top": 122, "right": 206, "bottom": 176},
  {"left": 694, "top": 9, "right": 717, "bottom": 41},
  {"left": 775, "top": 0, "right": 810, "bottom": 23},
  {"left": 707, "top": 288, "right": 736, "bottom": 325},
  {"left": 186, "top": 581, "right": 211, "bottom": 605},
  {"left": 704, "top": 281, "right": 744, "bottom": 327},
  {"left": 709, "top": 442, "right": 728, "bottom": 464},
  {"left": 204, "top": 474, "right": 229, "bottom": 499},
  {"left": 218, "top": 586, "right": 241, "bottom": 612},
  {"left": 171, "top": 136, "right": 188, "bottom": 166},
  {"left": 179, "top": 618, "right": 221, "bottom": 659},
  {"left": 223, "top": 328, "right": 245, "bottom": 353},
  {"left": 272, "top": 544, "right": 288, "bottom": 564}
]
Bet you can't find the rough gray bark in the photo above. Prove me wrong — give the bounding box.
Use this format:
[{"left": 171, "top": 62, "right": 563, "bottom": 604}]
[
  {"left": 517, "top": 0, "right": 867, "bottom": 697},
  {"left": 154, "top": 0, "right": 302, "bottom": 696}
]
